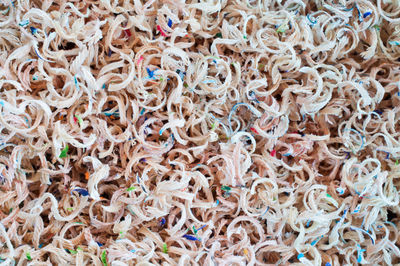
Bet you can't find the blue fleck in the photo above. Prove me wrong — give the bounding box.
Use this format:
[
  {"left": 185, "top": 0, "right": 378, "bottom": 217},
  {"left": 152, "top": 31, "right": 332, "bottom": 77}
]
[
  {"left": 72, "top": 188, "right": 89, "bottom": 196},
  {"left": 168, "top": 19, "right": 172, "bottom": 28},
  {"left": 182, "top": 234, "right": 200, "bottom": 241},
  {"left": 140, "top": 108, "right": 145, "bottom": 115},
  {"left": 30, "top": 26, "right": 37, "bottom": 35},
  {"left": 0, "top": 101, "right": 3, "bottom": 106},
  {"left": 307, "top": 15, "right": 317, "bottom": 25},
  {"left": 102, "top": 84, "right": 106, "bottom": 89},
  {"left": 160, "top": 217, "right": 166, "bottom": 226},
  {"left": 74, "top": 76, "right": 79, "bottom": 90},
  {"left": 197, "top": 224, "right": 207, "bottom": 231},
  {"left": 357, "top": 248, "right": 366, "bottom": 263},
  {"left": 38, "top": 243, "right": 43, "bottom": 248},
  {"left": 306, "top": 220, "right": 311, "bottom": 227},
  {"left": 96, "top": 241, "right": 103, "bottom": 247},
  {"left": 363, "top": 12, "right": 372, "bottom": 18},
  {"left": 297, "top": 253, "right": 304, "bottom": 260},
  {"left": 146, "top": 68, "right": 156, "bottom": 79},
  {"left": 326, "top": 263, "right": 331, "bottom": 266},
  {"left": 130, "top": 249, "right": 136, "bottom": 253},
  {"left": 108, "top": 48, "right": 112, "bottom": 57}
]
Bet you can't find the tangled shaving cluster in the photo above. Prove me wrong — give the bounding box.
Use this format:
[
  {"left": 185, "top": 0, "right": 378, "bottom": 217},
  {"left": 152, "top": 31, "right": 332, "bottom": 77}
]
[{"left": 0, "top": 0, "right": 400, "bottom": 265}]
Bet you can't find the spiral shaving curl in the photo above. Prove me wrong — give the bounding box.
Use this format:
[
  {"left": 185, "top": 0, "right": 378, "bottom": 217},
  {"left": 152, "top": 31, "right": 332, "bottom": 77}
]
[{"left": 0, "top": 0, "right": 400, "bottom": 265}]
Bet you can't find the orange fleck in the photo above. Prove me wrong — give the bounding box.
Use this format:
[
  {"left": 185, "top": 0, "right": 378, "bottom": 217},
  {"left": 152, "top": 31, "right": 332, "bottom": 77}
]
[{"left": 85, "top": 172, "right": 89, "bottom": 180}]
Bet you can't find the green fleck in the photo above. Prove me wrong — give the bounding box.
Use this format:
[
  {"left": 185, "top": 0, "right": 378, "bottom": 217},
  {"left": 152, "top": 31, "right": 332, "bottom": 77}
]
[
  {"left": 192, "top": 226, "right": 198, "bottom": 235},
  {"left": 211, "top": 123, "right": 216, "bottom": 130},
  {"left": 215, "top": 33, "right": 222, "bottom": 38},
  {"left": 75, "top": 222, "right": 83, "bottom": 224},
  {"left": 59, "top": 145, "right": 69, "bottom": 158},
  {"left": 75, "top": 115, "right": 83, "bottom": 126},
  {"left": 162, "top": 243, "right": 168, "bottom": 254},
  {"left": 101, "top": 250, "right": 107, "bottom": 266},
  {"left": 159, "top": 77, "right": 164, "bottom": 81},
  {"left": 258, "top": 64, "right": 265, "bottom": 70},
  {"left": 243, "top": 35, "right": 247, "bottom": 39},
  {"left": 273, "top": 197, "right": 276, "bottom": 201},
  {"left": 396, "top": 159, "right": 399, "bottom": 165},
  {"left": 221, "top": 186, "right": 231, "bottom": 191},
  {"left": 9, "top": 208, "right": 12, "bottom": 213},
  {"left": 373, "top": 25, "right": 380, "bottom": 31},
  {"left": 69, "top": 249, "right": 78, "bottom": 254},
  {"left": 67, "top": 208, "right": 73, "bottom": 211},
  {"left": 26, "top": 252, "right": 32, "bottom": 261},
  {"left": 326, "top": 193, "right": 332, "bottom": 198},
  {"left": 19, "top": 20, "right": 30, "bottom": 27},
  {"left": 276, "top": 23, "right": 288, "bottom": 33},
  {"left": 127, "top": 186, "right": 136, "bottom": 192},
  {"left": 77, "top": 247, "right": 82, "bottom": 251},
  {"left": 183, "top": 83, "right": 188, "bottom": 88},
  {"left": 32, "top": 75, "right": 38, "bottom": 81}
]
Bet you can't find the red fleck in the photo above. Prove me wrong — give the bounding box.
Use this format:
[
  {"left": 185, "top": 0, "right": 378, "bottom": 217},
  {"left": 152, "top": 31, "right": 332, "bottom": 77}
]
[
  {"left": 270, "top": 150, "right": 276, "bottom": 157},
  {"left": 124, "top": 29, "right": 132, "bottom": 37},
  {"left": 73, "top": 117, "right": 78, "bottom": 123},
  {"left": 157, "top": 25, "right": 167, "bottom": 37},
  {"left": 250, "top": 127, "right": 259, "bottom": 134}
]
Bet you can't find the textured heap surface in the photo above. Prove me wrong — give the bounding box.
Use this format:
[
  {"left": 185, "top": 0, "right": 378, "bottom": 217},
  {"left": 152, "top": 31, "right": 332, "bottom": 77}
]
[{"left": 0, "top": 0, "right": 400, "bottom": 265}]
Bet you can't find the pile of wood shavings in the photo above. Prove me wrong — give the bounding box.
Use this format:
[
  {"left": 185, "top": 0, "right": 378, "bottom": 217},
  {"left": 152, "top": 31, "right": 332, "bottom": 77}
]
[{"left": 0, "top": 0, "right": 400, "bottom": 265}]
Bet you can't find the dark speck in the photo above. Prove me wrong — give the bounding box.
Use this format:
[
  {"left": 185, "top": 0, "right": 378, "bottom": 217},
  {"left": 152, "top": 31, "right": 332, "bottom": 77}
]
[{"left": 388, "top": 209, "right": 397, "bottom": 221}]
